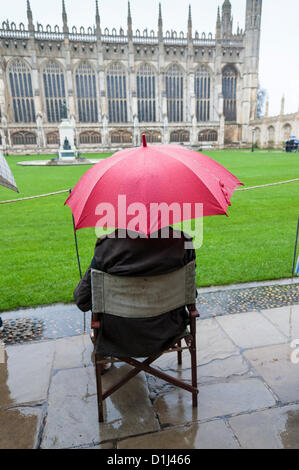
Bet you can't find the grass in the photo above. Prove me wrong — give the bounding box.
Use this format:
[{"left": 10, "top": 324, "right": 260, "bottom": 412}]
[{"left": 0, "top": 149, "right": 299, "bottom": 312}]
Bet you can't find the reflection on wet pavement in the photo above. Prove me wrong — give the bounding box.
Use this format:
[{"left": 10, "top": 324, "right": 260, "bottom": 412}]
[
  {"left": 1, "top": 295, "right": 299, "bottom": 448},
  {"left": 0, "top": 304, "right": 91, "bottom": 345}
]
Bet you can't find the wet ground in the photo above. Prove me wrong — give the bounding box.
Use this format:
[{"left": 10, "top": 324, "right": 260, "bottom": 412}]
[
  {"left": 1, "top": 302, "right": 299, "bottom": 449},
  {"left": 1, "top": 280, "right": 298, "bottom": 345}
]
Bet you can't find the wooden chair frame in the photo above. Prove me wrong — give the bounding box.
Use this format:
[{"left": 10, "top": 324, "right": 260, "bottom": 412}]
[{"left": 91, "top": 304, "right": 200, "bottom": 423}]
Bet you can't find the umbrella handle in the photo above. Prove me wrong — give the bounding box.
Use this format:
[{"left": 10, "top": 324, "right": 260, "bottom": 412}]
[{"left": 69, "top": 188, "right": 82, "bottom": 280}]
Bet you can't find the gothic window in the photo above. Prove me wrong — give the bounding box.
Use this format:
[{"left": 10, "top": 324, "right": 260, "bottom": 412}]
[
  {"left": 198, "top": 129, "right": 218, "bottom": 142},
  {"left": 111, "top": 130, "right": 132, "bottom": 144},
  {"left": 12, "top": 131, "right": 36, "bottom": 145},
  {"left": 75, "top": 62, "right": 98, "bottom": 123},
  {"left": 137, "top": 65, "right": 156, "bottom": 122},
  {"left": 170, "top": 130, "right": 189, "bottom": 143},
  {"left": 222, "top": 65, "right": 237, "bottom": 122},
  {"left": 166, "top": 65, "right": 184, "bottom": 122},
  {"left": 268, "top": 126, "right": 275, "bottom": 143},
  {"left": 283, "top": 124, "right": 292, "bottom": 140},
  {"left": 79, "top": 131, "right": 102, "bottom": 144},
  {"left": 255, "top": 127, "right": 261, "bottom": 144},
  {"left": 141, "top": 131, "right": 161, "bottom": 143},
  {"left": 46, "top": 131, "right": 59, "bottom": 145},
  {"left": 195, "top": 67, "right": 211, "bottom": 122},
  {"left": 106, "top": 63, "right": 128, "bottom": 123},
  {"left": 43, "top": 61, "right": 66, "bottom": 123},
  {"left": 8, "top": 60, "right": 36, "bottom": 123}
]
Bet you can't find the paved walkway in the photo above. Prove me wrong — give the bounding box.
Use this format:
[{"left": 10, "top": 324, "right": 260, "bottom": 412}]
[{"left": 1, "top": 303, "right": 299, "bottom": 449}]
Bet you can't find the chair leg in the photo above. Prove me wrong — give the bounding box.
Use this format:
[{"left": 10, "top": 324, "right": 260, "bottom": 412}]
[
  {"left": 189, "top": 315, "right": 198, "bottom": 408},
  {"left": 95, "top": 353, "right": 104, "bottom": 422},
  {"left": 177, "top": 339, "right": 182, "bottom": 366}
]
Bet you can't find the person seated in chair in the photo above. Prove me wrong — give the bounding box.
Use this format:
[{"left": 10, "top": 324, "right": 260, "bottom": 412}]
[{"left": 74, "top": 227, "right": 196, "bottom": 365}]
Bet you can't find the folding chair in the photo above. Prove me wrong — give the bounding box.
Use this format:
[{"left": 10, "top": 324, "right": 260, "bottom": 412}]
[{"left": 90, "top": 261, "right": 200, "bottom": 423}]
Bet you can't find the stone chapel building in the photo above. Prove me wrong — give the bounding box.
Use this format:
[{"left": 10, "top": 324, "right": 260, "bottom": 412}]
[{"left": 0, "top": 0, "right": 264, "bottom": 153}]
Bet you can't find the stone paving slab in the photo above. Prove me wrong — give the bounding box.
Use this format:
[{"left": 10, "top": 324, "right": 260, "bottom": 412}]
[
  {"left": 217, "top": 312, "right": 287, "bottom": 349},
  {"left": 244, "top": 344, "right": 299, "bottom": 403},
  {"left": 41, "top": 364, "right": 159, "bottom": 449},
  {"left": 0, "top": 407, "right": 43, "bottom": 449},
  {"left": 229, "top": 404, "right": 299, "bottom": 449},
  {"left": 1, "top": 304, "right": 299, "bottom": 449},
  {"left": 154, "top": 318, "right": 239, "bottom": 373},
  {"left": 118, "top": 420, "right": 239, "bottom": 449},
  {"left": 153, "top": 378, "right": 276, "bottom": 425},
  {"left": 0, "top": 341, "right": 55, "bottom": 407},
  {"left": 262, "top": 306, "right": 299, "bottom": 340},
  {"left": 53, "top": 334, "right": 93, "bottom": 370}
]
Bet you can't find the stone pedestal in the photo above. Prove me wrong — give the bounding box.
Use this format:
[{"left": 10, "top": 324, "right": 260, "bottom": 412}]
[{"left": 58, "top": 119, "right": 77, "bottom": 160}]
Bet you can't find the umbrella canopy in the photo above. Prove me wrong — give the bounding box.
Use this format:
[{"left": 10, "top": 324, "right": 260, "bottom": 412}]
[
  {"left": 0, "top": 152, "right": 19, "bottom": 193},
  {"left": 65, "top": 136, "right": 243, "bottom": 236}
]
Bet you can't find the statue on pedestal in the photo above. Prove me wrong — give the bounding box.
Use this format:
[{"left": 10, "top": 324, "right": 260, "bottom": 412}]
[{"left": 63, "top": 137, "right": 71, "bottom": 150}]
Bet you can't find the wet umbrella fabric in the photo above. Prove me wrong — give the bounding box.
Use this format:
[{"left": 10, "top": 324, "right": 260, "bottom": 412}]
[
  {"left": 0, "top": 152, "right": 19, "bottom": 193},
  {"left": 65, "top": 137, "right": 243, "bottom": 236}
]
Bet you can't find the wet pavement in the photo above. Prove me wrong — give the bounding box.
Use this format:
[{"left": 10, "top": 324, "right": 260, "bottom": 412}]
[
  {"left": 1, "top": 281, "right": 299, "bottom": 449},
  {"left": 1, "top": 279, "right": 299, "bottom": 346}
]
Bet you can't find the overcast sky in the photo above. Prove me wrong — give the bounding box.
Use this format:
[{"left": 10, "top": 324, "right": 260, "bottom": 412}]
[{"left": 2, "top": 0, "right": 299, "bottom": 116}]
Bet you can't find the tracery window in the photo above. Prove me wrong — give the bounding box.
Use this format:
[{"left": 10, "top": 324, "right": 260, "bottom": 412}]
[
  {"left": 111, "top": 131, "right": 132, "bottom": 144},
  {"left": 170, "top": 130, "right": 189, "bottom": 143},
  {"left": 195, "top": 67, "right": 211, "bottom": 122},
  {"left": 141, "top": 131, "right": 161, "bottom": 143},
  {"left": 283, "top": 124, "right": 292, "bottom": 140},
  {"left": 75, "top": 62, "right": 98, "bottom": 123},
  {"left": 43, "top": 61, "right": 66, "bottom": 123},
  {"left": 222, "top": 65, "right": 237, "bottom": 122},
  {"left": 198, "top": 129, "right": 218, "bottom": 142},
  {"left": 106, "top": 63, "right": 128, "bottom": 123},
  {"left": 79, "top": 131, "right": 102, "bottom": 144},
  {"left": 166, "top": 65, "right": 184, "bottom": 122},
  {"left": 8, "top": 60, "right": 36, "bottom": 123},
  {"left": 137, "top": 65, "right": 156, "bottom": 122},
  {"left": 268, "top": 126, "right": 275, "bottom": 142},
  {"left": 46, "top": 131, "right": 59, "bottom": 145},
  {"left": 12, "top": 131, "right": 36, "bottom": 145}
]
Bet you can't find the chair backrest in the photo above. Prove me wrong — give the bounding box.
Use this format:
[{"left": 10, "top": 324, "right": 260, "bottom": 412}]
[{"left": 91, "top": 261, "right": 196, "bottom": 319}]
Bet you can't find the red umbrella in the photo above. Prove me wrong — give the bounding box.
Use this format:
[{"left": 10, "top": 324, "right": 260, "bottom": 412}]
[{"left": 65, "top": 135, "right": 243, "bottom": 236}]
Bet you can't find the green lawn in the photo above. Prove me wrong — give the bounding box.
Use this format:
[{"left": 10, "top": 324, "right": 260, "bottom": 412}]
[{"left": 0, "top": 150, "right": 298, "bottom": 312}]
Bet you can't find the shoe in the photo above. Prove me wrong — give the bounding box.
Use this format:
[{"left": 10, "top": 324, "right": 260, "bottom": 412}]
[
  {"left": 0, "top": 317, "right": 3, "bottom": 333},
  {"left": 102, "top": 359, "right": 112, "bottom": 375}
]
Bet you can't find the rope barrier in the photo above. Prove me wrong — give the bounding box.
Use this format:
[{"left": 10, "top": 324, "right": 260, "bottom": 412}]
[
  {"left": 236, "top": 178, "right": 299, "bottom": 192},
  {"left": 0, "top": 189, "right": 69, "bottom": 204},
  {"left": 0, "top": 178, "right": 299, "bottom": 204}
]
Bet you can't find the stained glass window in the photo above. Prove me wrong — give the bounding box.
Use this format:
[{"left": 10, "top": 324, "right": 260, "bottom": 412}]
[
  {"left": 8, "top": 60, "right": 36, "bottom": 123},
  {"left": 166, "top": 65, "right": 184, "bottom": 122},
  {"left": 75, "top": 62, "right": 98, "bottom": 123},
  {"left": 107, "top": 63, "right": 128, "bottom": 123},
  {"left": 195, "top": 67, "right": 211, "bottom": 122},
  {"left": 222, "top": 65, "right": 237, "bottom": 122},
  {"left": 137, "top": 64, "right": 156, "bottom": 122},
  {"left": 43, "top": 61, "right": 66, "bottom": 122}
]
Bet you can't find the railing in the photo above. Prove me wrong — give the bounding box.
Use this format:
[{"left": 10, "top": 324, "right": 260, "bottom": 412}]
[
  {"left": 0, "top": 27, "right": 243, "bottom": 48},
  {"left": 0, "top": 29, "right": 30, "bottom": 39},
  {"left": 35, "top": 31, "right": 64, "bottom": 40}
]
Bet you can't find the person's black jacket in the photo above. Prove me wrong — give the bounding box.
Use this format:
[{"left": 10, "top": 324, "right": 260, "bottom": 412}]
[{"left": 74, "top": 228, "right": 196, "bottom": 357}]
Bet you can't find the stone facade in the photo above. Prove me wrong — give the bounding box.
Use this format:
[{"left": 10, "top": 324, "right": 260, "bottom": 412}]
[
  {"left": 251, "top": 98, "right": 299, "bottom": 148},
  {"left": 0, "top": 0, "right": 263, "bottom": 154}
]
